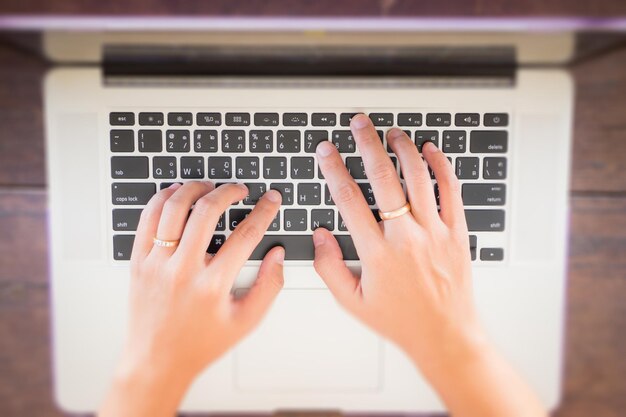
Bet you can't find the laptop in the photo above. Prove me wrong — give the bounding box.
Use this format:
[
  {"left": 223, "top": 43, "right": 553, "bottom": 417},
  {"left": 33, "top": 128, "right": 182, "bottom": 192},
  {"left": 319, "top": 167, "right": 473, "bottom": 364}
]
[{"left": 2, "top": 15, "right": 621, "bottom": 414}]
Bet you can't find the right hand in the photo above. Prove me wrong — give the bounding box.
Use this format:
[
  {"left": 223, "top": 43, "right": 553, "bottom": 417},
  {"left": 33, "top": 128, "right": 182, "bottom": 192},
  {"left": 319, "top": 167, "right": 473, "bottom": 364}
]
[{"left": 313, "top": 114, "right": 484, "bottom": 374}]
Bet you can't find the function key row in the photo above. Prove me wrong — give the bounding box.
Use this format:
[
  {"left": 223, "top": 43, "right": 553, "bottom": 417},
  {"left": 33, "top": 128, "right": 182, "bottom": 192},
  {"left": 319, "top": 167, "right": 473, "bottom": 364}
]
[{"left": 110, "top": 112, "right": 509, "bottom": 127}]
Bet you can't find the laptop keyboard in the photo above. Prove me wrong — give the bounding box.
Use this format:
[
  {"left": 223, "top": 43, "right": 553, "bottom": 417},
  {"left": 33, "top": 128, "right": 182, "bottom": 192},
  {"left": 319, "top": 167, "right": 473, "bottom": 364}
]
[{"left": 110, "top": 110, "right": 508, "bottom": 263}]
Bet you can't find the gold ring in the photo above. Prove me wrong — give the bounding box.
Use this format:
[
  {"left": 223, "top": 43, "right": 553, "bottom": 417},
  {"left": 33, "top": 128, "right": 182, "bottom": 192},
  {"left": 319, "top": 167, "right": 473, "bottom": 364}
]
[
  {"left": 378, "top": 202, "right": 411, "bottom": 221},
  {"left": 153, "top": 237, "right": 180, "bottom": 248}
]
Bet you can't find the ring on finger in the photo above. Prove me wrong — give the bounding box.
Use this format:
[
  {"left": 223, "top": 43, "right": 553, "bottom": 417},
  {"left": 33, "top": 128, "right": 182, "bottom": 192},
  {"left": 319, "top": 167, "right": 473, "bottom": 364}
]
[
  {"left": 379, "top": 202, "right": 412, "bottom": 221},
  {"left": 153, "top": 237, "right": 180, "bottom": 248}
]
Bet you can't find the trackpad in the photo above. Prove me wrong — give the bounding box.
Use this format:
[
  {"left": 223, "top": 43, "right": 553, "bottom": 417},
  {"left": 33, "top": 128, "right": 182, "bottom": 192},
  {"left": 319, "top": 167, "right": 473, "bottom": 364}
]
[{"left": 234, "top": 289, "right": 381, "bottom": 392}]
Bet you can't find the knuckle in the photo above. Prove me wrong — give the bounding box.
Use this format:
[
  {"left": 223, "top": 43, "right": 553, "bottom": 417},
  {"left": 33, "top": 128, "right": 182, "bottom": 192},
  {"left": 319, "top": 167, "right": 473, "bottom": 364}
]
[
  {"left": 193, "top": 194, "right": 219, "bottom": 217},
  {"left": 234, "top": 221, "right": 263, "bottom": 242},
  {"left": 335, "top": 181, "right": 361, "bottom": 204},
  {"left": 439, "top": 173, "right": 461, "bottom": 195},
  {"left": 368, "top": 162, "right": 397, "bottom": 183}
]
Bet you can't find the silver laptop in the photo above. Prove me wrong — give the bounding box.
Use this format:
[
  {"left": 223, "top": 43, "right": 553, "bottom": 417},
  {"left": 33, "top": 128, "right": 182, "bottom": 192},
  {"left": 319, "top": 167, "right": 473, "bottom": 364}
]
[{"left": 2, "top": 15, "right": 620, "bottom": 414}]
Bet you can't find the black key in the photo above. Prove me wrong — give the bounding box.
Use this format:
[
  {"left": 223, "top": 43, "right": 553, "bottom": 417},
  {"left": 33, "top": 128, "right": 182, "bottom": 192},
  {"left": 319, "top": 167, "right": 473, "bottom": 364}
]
[
  {"left": 110, "top": 112, "right": 134, "bottom": 126},
  {"left": 248, "top": 234, "right": 357, "bottom": 260},
  {"left": 270, "top": 183, "right": 294, "bottom": 205},
  {"left": 304, "top": 130, "right": 328, "bottom": 153},
  {"left": 268, "top": 212, "right": 281, "bottom": 232},
  {"left": 277, "top": 131, "right": 301, "bottom": 153},
  {"left": 340, "top": 113, "right": 358, "bottom": 126},
  {"left": 166, "top": 130, "right": 191, "bottom": 152},
  {"left": 284, "top": 209, "right": 307, "bottom": 231},
  {"left": 254, "top": 113, "right": 279, "bottom": 126},
  {"left": 113, "top": 209, "right": 142, "bottom": 231},
  {"left": 484, "top": 113, "right": 508, "bottom": 127},
  {"left": 111, "top": 156, "right": 148, "bottom": 179},
  {"left": 168, "top": 112, "right": 193, "bottom": 126},
  {"left": 160, "top": 182, "right": 182, "bottom": 190},
  {"left": 338, "top": 213, "right": 347, "bottom": 231},
  {"left": 249, "top": 130, "right": 273, "bottom": 153},
  {"left": 415, "top": 131, "right": 439, "bottom": 152},
  {"left": 153, "top": 156, "right": 177, "bottom": 179},
  {"left": 180, "top": 157, "right": 204, "bottom": 178},
  {"left": 470, "top": 131, "right": 508, "bottom": 153},
  {"left": 462, "top": 184, "right": 506, "bottom": 206},
  {"left": 480, "top": 248, "right": 504, "bottom": 261},
  {"left": 283, "top": 113, "right": 308, "bottom": 126},
  {"left": 397, "top": 113, "right": 422, "bottom": 126},
  {"left": 225, "top": 112, "right": 250, "bottom": 126},
  {"left": 194, "top": 130, "right": 218, "bottom": 152},
  {"left": 311, "top": 113, "right": 337, "bottom": 126},
  {"left": 222, "top": 130, "right": 246, "bottom": 153},
  {"left": 426, "top": 113, "right": 451, "bottom": 127},
  {"left": 139, "top": 112, "right": 164, "bottom": 126},
  {"left": 331, "top": 130, "right": 356, "bottom": 153},
  {"left": 470, "top": 235, "right": 477, "bottom": 261},
  {"left": 346, "top": 157, "right": 366, "bottom": 179},
  {"left": 358, "top": 183, "right": 376, "bottom": 206},
  {"left": 263, "top": 157, "right": 287, "bottom": 179},
  {"left": 236, "top": 157, "right": 260, "bottom": 179},
  {"left": 324, "top": 184, "right": 335, "bottom": 205},
  {"left": 455, "top": 157, "right": 479, "bottom": 179},
  {"left": 112, "top": 183, "right": 156, "bottom": 205},
  {"left": 113, "top": 235, "right": 135, "bottom": 260},
  {"left": 483, "top": 157, "right": 507, "bottom": 179},
  {"left": 311, "top": 209, "right": 334, "bottom": 231},
  {"left": 229, "top": 209, "right": 251, "bottom": 230},
  {"left": 197, "top": 112, "right": 221, "bottom": 126},
  {"left": 291, "top": 157, "right": 315, "bottom": 179},
  {"left": 243, "top": 183, "right": 266, "bottom": 205},
  {"left": 215, "top": 213, "right": 226, "bottom": 231},
  {"left": 455, "top": 113, "right": 480, "bottom": 127},
  {"left": 465, "top": 210, "right": 505, "bottom": 231},
  {"left": 443, "top": 131, "right": 467, "bottom": 153},
  {"left": 297, "top": 183, "right": 321, "bottom": 205},
  {"left": 369, "top": 113, "right": 393, "bottom": 126},
  {"left": 110, "top": 130, "right": 134, "bottom": 152},
  {"left": 208, "top": 156, "right": 232, "bottom": 179},
  {"left": 137, "top": 130, "right": 162, "bottom": 152},
  {"left": 371, "top": 209, "right": 382, "bottom": 222},
  {"left": 318, "top": 166, "right": 325, "bottom": 180},
  {"left": 207, "top": 235, "right": 226, "bottom": 254}
]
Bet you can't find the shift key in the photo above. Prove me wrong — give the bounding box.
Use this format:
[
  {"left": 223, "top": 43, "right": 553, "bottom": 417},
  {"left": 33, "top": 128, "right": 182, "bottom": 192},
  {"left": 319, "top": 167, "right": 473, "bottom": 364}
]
[
  {"left": 112, "top": 183, "right": 156, "bottom": 205},
  {"left": 465, "top": 209, "right": 505, "bottom": 231}
]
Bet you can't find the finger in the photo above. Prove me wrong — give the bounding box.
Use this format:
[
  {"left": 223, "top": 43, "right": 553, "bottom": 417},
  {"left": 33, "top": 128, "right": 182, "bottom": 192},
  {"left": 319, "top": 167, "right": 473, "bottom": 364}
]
[
  {"left": 232, "top": 246, "right": 285, "bottom": 332},
  {"left": 316, "top": 140, "right": 381, "bottom": 248},
  {"left": 312, "top": 228, "right": 363, "bottom": 316},
  {"left": 152, "top": 181, "right": 214, "bottom": 254},
  {"left": 210, "top": 189, "right": 282, "bottom": 286},
  {"left": 422, "top": 142, "right": 467, "bottom": 229},
  {"left": 386, "top": 128, "right": 439, "bottom": 224},
  {"left": 176, "top": 183, "right": 249, "bottom": 262},
  {"left": 131, "top": 183, "right": 181, "bottom": 263},
  {"left": 351, "top": 114, "right": 406, "bottom": 213}
]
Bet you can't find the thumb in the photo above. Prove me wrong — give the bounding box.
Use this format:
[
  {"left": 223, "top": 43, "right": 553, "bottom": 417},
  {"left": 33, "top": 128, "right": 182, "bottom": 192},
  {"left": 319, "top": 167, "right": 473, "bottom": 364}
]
[
  {"left": 312, "top": 228, "right": 362, "bottom": 314},
  {"left": 233, "top": 246, "right": 284, "bottom": 331}
]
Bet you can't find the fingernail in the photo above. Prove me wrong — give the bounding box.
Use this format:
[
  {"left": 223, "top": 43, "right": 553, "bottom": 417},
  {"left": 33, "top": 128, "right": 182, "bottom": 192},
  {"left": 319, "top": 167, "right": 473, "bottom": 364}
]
[
  {"left": 316, "top": 140, "right": 334, "bottom": 157},
  {"left": 168, "top": 183, "right": 182, "bottom": 190},
  {"left": 265, "top": 189, "right": 282, "bottom": 203},
  {"left": 312, "top": 230, "right": 325, "bottom": 247},
  {"left": 387, "top": 127, "right": 404, "bottom": 139},
  {"left": 275, "top": 247, "right": 285, "bottom": 265},
  {"left": 351, "top": 113, "right": 370, "bottom": 129},
  {"left": 423, "top": 141, "right": 438, "bottom": 153}
]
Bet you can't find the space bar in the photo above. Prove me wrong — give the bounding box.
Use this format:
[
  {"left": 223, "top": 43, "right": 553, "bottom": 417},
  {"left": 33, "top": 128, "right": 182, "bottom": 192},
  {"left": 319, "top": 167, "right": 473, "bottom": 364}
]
[{"left": 249, "top": 234, "right": 359, "bottom": 261}]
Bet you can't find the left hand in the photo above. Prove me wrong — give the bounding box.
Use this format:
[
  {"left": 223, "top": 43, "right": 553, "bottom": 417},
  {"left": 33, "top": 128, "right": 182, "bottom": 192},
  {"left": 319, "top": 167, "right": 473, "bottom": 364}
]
[{"left": 99, "top": 181, "right": 284, "bottom": 417}]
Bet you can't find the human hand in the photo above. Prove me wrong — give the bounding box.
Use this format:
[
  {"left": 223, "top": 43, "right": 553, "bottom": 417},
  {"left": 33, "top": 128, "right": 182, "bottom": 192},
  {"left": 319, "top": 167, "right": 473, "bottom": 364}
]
[
  {"left": 100, "top": 181, "right": 284, "bottom": 417},
  {"left": 313, "top": 114, "right": 546, "bottom": 417}
]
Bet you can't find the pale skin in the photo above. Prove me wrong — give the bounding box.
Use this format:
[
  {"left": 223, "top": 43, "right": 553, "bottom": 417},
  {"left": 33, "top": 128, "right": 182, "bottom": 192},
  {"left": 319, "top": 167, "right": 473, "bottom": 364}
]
[{"left": 99, "top": 114, "right": 547, "bottom": 417}]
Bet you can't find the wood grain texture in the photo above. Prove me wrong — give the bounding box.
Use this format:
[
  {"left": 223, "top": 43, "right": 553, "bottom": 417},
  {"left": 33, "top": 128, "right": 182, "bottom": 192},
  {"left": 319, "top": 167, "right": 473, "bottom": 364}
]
[{"left": 1, "top": 0, "right": 626, "bottom": 16}]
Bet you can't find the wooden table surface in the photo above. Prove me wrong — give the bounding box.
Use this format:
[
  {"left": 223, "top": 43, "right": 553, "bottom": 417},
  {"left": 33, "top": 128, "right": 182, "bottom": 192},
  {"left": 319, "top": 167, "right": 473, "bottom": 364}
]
[{"left": 0, "top": 3, "right": 625, "bottom": 417}]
